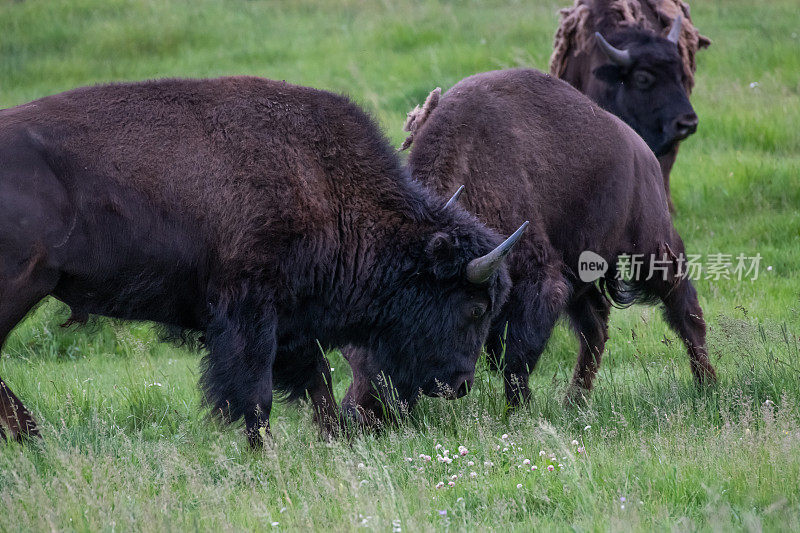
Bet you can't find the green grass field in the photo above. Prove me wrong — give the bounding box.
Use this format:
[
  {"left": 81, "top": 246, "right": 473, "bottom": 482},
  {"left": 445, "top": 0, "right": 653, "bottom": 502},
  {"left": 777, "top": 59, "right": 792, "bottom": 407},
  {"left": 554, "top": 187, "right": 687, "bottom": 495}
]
[{"left": 1, "top": 0, "right": 799, "bottom": 530}]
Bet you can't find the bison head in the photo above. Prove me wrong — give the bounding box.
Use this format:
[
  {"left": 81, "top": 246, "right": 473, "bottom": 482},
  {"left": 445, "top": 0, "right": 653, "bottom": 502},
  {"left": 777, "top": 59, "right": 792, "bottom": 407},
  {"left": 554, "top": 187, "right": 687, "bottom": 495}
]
[
  {"left": 592, "top": 16, "right": 698, "bottom": 157},
  {"left": 356, "top": 199, "right": 525, "bottom": 412}
]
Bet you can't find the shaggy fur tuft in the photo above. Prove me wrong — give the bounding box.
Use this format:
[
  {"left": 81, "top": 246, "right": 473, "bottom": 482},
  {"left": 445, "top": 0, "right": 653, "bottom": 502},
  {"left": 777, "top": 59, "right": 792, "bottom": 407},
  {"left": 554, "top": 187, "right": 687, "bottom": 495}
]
[
  {"left": 550, "top": 0, "right": 710, "bottom": 92},
  {"left": 400, "top": 88, "right": 440, "bottom": 151}
]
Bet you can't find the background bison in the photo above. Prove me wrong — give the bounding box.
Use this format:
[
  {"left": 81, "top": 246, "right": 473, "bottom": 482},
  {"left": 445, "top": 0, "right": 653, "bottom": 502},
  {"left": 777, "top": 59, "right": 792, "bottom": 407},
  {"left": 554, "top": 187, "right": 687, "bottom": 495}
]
[
  {"left": 0, "top": 76, "right": 525, "bottom": 444},
  {"left": 550, "top": 0, "right": 710, "bottom": 210},
  {"left": 345, "top": 69, "right": 716, "bottom": 423}
]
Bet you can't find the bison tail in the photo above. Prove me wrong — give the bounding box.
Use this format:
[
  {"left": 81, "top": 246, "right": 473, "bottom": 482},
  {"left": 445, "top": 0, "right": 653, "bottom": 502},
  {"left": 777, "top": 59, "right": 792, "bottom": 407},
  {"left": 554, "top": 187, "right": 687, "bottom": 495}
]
[
  {"left": 599, "top": 241, "right": 688, "bottom": 309},
  {"left": 399, "top": 87, "right": 441, "bottom": 151},
  {"left": 599, "top": 277, "right": 659, "bottom": 309}
]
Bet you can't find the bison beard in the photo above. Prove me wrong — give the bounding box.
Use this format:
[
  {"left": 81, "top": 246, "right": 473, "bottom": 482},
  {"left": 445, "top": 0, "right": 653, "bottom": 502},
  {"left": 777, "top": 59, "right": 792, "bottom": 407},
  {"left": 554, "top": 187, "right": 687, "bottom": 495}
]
[
  {"left": 344, "top": 69, "right": 716, "bottom": 423},
  {"left": 0, "top": 76, "right": 520, "bottom": 445}
]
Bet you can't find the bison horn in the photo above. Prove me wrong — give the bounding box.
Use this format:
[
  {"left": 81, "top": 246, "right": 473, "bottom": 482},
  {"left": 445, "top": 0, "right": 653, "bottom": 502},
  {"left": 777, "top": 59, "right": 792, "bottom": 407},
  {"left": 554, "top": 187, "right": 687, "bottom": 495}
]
[
  {"left": 594, "top": 32, "right": 632, "bottom": 67},
  {"left": 667, "top": 14, "right": 683, "bottom": 44},
  {"left": 466, "top": 221, "right": 529, "bottom": 284},
  {"left": 444, "top": 185, "right": 465, "bottom": 209}
]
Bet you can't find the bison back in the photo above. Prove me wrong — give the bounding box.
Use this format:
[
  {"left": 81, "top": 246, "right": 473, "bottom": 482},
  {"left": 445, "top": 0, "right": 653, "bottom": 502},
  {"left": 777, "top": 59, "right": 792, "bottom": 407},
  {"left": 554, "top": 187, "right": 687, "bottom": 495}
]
[{"left": 408, "top": 68, "right": 671, "bottom": 267}]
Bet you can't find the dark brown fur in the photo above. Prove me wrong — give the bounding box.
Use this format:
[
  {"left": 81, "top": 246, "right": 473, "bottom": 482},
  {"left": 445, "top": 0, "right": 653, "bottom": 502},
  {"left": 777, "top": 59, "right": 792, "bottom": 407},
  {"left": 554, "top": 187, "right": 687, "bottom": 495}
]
[
  {"left": 0, "top": 76, "right": 511, "bottom": 444},
  {"left": 345, "top": 69, "right": 715, "bottom": 418}
]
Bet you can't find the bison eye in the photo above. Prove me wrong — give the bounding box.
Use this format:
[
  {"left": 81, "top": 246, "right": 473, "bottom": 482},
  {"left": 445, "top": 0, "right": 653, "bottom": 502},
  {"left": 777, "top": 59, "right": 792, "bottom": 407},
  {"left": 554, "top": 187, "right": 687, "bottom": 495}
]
[
  {"left": 470, "top": 305, "right": 486, "bottom": 320},
  {"left": 633, "top": 70, "right": 655, "bottom": 89}
]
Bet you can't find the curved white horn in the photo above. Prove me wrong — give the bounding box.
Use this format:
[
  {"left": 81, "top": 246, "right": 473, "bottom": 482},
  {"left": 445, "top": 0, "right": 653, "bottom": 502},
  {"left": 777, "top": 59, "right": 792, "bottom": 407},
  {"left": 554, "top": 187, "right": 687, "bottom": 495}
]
[
  {"left": 466, "top": 221, "right": 529, "bottom": 284},
  {"left": 667, "top": 15, "right": 683, "bottom": 44},
  {"left": 595, "top": 32, "right": 632, "bottom": 67}
]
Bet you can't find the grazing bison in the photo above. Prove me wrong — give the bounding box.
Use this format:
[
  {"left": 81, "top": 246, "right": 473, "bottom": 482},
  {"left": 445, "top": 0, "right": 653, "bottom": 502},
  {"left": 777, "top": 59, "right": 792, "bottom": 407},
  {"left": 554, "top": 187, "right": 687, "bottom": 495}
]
[
  {"left": 344, "top": 69, "right": 716, "bottom": 422},
  {"left": 550, "top": 0, "right": 710, "bottom": 210},
  {"left": 0, "top": 76, "right": 526, "bottom": 445}
]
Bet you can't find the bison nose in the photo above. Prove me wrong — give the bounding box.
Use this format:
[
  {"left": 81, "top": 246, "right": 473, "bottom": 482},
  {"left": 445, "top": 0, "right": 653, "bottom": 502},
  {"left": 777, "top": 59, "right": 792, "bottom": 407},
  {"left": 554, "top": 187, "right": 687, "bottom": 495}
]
[
  {"left": 455, "top": 375, "right": 474, "bottom": 399},
  {"left": 673, "top": 113, "right": 698, "bottom": 140}
]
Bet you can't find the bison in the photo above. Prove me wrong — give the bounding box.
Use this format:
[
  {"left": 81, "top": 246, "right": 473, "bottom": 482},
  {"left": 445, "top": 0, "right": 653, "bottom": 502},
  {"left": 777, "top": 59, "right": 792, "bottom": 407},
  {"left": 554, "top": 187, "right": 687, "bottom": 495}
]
[
  {"left": 550, "top": 0, "right": 710, "bottom": 210},
  {"left": 344, "top": 69, "right": 716, "bottom": 424},
  {"left": 0, "top": 76, "right": 527, "bottom": 445}
]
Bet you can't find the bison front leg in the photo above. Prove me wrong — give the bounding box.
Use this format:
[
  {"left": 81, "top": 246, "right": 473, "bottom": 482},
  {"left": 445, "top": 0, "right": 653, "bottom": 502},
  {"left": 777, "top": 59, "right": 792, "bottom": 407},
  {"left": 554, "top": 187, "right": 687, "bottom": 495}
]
[
  {"left": 487, "top": 270, "right": 568, "bottom": 408},
  {"left": 309, "top": 366, "right": 340, "bottom": 437},
  {"left": 274, "top": 343, "right": 343, "bottom": 438},
  {"left": 202, "top": 289, "right": 277, "bottom": 448}
]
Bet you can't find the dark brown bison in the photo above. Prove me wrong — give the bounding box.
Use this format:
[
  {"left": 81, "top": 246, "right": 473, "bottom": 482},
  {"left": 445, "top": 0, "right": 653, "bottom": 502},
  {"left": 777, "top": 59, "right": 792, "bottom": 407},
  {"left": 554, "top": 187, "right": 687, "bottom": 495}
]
[
  {"left": 0, "top": 76, "right": 526, "bottom": 445},
  {"left": 344, "top": 69, "right": 716, "bottom": 423},
  {"left": 550, "top": 0, "right": 710, "bottom": 210}
]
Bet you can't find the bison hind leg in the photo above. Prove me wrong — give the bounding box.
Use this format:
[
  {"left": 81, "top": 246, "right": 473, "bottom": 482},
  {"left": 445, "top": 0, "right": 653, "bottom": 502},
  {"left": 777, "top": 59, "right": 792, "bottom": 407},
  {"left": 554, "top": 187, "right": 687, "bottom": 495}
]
[
  {"left": 0, "top": 379, "right": 40, "bottom": 442},
  {"left": 201, "top": 286, "right": 277, "bottom": 447},
  {"left": 0, "top": 250, "right": 60, "bottom": 441},
  {"left": 615, "top": 240, "right": 717, "bottom": 387},
  {"left": 564, "top": 285, "right": 611, "bottom": 405},
  {"left": 650, "top": 276, "right": 717, "bottom": 385}
]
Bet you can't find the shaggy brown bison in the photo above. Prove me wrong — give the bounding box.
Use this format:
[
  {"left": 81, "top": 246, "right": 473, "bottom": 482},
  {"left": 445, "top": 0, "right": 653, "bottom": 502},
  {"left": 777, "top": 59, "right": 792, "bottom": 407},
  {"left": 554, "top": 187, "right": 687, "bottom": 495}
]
[
  {"left": 344, "top": 69, "right": 716, "bottom": 423},
  {"left": 550, "top": 0, "right": 710, "bottom": 210},
  {"left": 0, "top": 76, "right": 527, "bottom": 445}
]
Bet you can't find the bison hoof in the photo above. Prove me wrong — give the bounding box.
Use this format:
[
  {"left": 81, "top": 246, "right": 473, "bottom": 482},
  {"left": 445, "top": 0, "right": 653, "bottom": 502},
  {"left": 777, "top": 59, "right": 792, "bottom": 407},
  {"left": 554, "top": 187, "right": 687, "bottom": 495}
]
[
  {"left": 694, "top": 365, "right": 718, "bottom": 387},
  {"left": 0, "top": 419, "right": 41, "bottom": 444},
  {"left": 246, "top": 425, "right": 271, "bottom": 449},
  {"left": 342, "top": 403, "right": 384, "bottom": 432},
  {"left": 563, "top": 385, "right": 590, "bottom": 408},
  {"left": 314, "top": 411, "right": 348, "bottom": 440},
  {"left": 503, "top": 386, "right": 531, "bottom": 409}
]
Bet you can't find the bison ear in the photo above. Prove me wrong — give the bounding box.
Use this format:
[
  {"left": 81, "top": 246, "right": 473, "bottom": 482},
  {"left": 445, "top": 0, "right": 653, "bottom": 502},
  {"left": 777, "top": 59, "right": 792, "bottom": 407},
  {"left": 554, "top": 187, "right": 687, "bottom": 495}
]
[
  {"left": 593, "top": 64, "right": 623, "bottom": 85},
  {"left": 426, "top": 232, "right": 455, "bottom": 262}
]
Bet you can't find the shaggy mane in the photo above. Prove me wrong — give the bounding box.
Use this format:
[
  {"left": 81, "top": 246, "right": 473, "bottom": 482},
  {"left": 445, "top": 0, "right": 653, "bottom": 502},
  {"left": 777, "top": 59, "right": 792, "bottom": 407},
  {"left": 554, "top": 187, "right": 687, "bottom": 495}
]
[{"left": 549, "top": 0, "right": 710, "bottom": 93}]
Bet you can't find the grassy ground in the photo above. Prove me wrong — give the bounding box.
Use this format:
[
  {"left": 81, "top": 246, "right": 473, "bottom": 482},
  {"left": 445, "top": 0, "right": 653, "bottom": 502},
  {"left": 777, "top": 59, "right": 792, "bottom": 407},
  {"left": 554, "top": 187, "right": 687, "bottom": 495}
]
[{"left": 1, "top": 0, "right": 799, "bottom": 530}]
